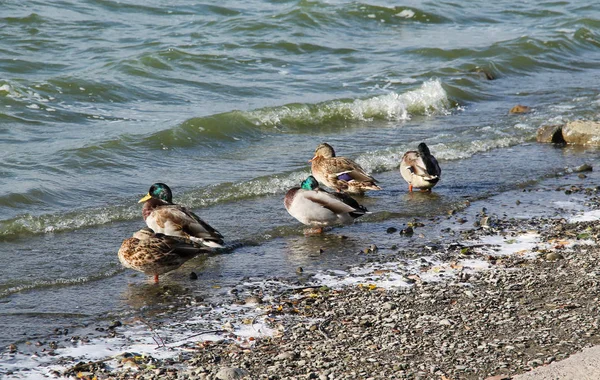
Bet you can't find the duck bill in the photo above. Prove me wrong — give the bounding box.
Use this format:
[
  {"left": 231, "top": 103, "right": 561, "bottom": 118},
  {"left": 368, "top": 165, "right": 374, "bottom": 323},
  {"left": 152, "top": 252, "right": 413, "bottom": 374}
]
[
  {"left": 308, "top": 155, "right": 317, "bottom": 162},
  {"left": 138, "top": 193, "right": 152, "bottom": 203}
]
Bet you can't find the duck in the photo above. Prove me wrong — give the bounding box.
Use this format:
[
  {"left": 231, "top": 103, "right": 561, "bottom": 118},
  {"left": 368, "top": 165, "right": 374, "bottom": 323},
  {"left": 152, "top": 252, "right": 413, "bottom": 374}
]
[
  {"left": 310, "top": 143, "right": 381, "bottom": 194},
  {"left": 118, "top": 228, "right": 211, "bottom": 283},
  {"left": 138, "top": 183, "right": 224, "bottom": 248},
  {"left": 400, "top": 142, "right": 441, "bottom": 192},
  {"left": 284, "top": 175, "right": 369, "bottom": 234}
]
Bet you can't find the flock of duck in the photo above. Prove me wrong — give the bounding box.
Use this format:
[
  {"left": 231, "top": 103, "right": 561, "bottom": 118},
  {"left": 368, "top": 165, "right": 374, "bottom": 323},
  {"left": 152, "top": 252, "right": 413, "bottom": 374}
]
[{"left": 118, "top": 142, "right": 441, "bottom": 283}]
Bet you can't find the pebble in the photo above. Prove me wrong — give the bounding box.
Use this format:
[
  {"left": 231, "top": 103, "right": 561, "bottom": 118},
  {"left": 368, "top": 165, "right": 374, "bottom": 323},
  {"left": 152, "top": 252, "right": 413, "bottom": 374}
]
[
  {"left": 400, "top": 226, "right": 414, "bottom": 235},
  {"left": 56, "top": 184, "right": 600, "bottom": 380},
  {"left": 215, "top": 367, "right": 249, "bottom": 380},
  {"left": 546, "top": 252, "right": 564, "bottom": 261}
]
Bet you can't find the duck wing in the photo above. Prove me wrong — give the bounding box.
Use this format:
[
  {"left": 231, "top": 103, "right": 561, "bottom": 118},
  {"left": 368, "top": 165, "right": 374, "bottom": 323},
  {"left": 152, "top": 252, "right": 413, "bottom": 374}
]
[
  {"left": 152, "top": 233, "right": 210, "bottom": 262},
  {"left": 178, "top": 206, "right": 225, "bottom": 247},
  {"left": 304, "top": 189, "right": 364, "bottom": 215},
  {"left": 329, "top": 157, "right": 377, "bottom": 183},
  {"left": 150, "top": 205, "right": 224, "bottom": 247},
  {"left": 423, "top": 154, "right": 441, "bottom": 177}
]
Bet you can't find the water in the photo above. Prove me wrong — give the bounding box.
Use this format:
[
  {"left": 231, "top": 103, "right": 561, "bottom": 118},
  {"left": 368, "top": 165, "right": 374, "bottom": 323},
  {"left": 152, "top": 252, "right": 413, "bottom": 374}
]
[{"left": 1, "top": 0, "right": 600, "bottom": 353}]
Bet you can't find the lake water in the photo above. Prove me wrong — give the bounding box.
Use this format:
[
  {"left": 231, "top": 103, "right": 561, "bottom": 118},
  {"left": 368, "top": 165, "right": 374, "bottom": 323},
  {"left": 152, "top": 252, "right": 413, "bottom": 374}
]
[{"left": 1, "top": 0, "right": 600, "bottom": 354}]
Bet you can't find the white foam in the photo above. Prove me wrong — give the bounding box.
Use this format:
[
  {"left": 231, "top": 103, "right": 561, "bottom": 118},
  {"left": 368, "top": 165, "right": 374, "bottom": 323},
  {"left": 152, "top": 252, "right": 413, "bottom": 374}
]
[
  {"left": 570, "top": 210, "right": 600, "bottom": 222},
  {"left": 310, "top": 232, "right": 546, "bottom": 291},
  {"left": 395, "top": 10, "right": 415, "bottom": 19},
  {"left": 247, "top": 79, "right": 450, "bottom": 126},
  {"left": 2, "top": 303, "right": 277, "bottom": 379},
  {"left": 476, "top": 232, "right": 540, "bottom": 258}
]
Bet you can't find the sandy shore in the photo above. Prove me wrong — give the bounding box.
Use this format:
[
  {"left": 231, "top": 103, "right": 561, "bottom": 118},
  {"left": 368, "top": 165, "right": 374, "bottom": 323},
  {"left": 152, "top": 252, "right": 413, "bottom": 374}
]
[{"left": 2, "top": 170, "right": 599, "bottom": 380}]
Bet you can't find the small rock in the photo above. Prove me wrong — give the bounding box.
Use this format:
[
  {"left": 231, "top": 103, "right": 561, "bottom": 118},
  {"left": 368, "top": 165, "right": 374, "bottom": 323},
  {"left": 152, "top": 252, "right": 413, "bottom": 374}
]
[
  {"left": 189, "top": 272, "right": 198, "bottom": 280},
  {"left": 108, "top": 321, "right": 122, "bottom": 329},
  {"left": 296, "top": 267, "right": 304, "bottom": 274},
  {"left": 546, "top": 252, "right": 564, "bottom": 261},
  {"left": 510, "top": 104, "right": 531, "bottom": 114},
  {"left": 215, "top": 367, "right": 249, "bottom": 380},
  {"left": 574, "top": 163, "right": 593, "bottom": 172},
  {"left": 400, "top": 227, "right": 414, "bottom": 236},
  {"left": 244, "top": 296, "right": 262, "bottom": 305},
  {"left": 386, "top": 227, "right": 397, "bottom": 234},
  {"left": 275, "top": 351, "right": 296, "bottom": 361}
]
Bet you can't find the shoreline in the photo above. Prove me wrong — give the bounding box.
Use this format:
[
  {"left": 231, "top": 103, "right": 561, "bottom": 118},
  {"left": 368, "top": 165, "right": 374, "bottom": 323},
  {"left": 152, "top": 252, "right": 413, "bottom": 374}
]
[{"left": 2, "top": 170, "right": 599, "bottom": 379}]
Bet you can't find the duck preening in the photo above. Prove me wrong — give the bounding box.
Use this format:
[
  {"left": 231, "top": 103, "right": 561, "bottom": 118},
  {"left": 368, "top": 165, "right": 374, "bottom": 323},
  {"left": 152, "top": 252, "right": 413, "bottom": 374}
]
[{"left": 400, "top": 143, "right": 441, "bottom": 192}]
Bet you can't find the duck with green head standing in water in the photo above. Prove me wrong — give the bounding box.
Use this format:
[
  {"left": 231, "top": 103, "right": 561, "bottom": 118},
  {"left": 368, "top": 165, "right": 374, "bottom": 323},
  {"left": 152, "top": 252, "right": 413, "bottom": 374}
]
[{"left": 284, "top": 175, "right": 369, "bottom": 234}]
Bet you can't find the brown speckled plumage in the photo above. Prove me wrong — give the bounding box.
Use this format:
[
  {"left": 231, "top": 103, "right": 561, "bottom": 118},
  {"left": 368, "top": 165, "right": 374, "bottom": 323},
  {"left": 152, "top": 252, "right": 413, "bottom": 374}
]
[
  {"left": 118, "top": 228, "right": 210, "bottom": 283},
  {"left": 310, "top": 143, "right": 381, "bottom": 194}
]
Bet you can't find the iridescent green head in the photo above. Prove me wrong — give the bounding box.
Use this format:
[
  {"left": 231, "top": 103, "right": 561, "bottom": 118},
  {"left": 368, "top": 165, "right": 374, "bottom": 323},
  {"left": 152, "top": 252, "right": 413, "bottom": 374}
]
[
  {"left": 301, "top": 176, "right": 319, "bottom": 190},
  {"left": 138, "top": 183, "right": 173, "bottom": 203}
]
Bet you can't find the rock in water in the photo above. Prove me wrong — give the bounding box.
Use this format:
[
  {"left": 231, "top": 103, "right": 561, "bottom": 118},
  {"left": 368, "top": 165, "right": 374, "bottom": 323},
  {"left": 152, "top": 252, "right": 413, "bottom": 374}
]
[
  {"left": 562, "top": 120, "right": 600, "bottom": 146},
  {"left": 536, "top": 124, "right": 565, "bottom": 144},
  {"left": 509, "top": 104, "right": 531, "bottom": 114}
]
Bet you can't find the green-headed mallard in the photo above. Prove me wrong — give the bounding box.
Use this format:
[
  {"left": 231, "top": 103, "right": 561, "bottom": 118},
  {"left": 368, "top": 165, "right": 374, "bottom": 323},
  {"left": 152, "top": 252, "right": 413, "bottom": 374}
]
[
  {"left": 310, "top": 143, "right": 381, "bottom": 194},
  {"left": 400, "top": 142, "right": 441, "bottom": 192},
  {"left": 139, "top": 183, "right": 224, "bottom": 248},
  {"left": 118, "top": 228, "right": 210, "bottom": 283},
  {"left": 284, "top": 175, "right": 368, "bottom": 234}
]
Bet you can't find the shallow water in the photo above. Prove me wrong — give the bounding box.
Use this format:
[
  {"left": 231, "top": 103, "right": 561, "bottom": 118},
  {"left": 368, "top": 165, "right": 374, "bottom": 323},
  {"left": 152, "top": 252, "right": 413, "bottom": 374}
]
[{"left": 1, "top": 0, "right": 600, "bottom": 353}]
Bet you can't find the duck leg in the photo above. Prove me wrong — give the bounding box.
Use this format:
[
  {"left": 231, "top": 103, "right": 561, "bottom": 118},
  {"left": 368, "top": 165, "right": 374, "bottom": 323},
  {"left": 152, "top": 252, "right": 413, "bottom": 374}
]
[
  {"left": 408, "top": 184, "right": 413, "bottom": 192},
  {"left": 154, "top": 274, "right": 159, "bottom": 283}
]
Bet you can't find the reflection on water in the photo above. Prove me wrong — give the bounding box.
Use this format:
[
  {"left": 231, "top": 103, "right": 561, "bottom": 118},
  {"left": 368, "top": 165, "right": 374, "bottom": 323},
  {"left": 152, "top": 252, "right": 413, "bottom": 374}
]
[{"left": 119, "top": 254, "right": 213, "bottom": 312}]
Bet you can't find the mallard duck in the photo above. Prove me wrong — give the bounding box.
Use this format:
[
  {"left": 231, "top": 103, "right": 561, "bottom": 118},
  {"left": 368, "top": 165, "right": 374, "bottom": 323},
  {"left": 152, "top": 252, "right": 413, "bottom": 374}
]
[
  {"left": 400, "top": 142, "right": 441, "bottom": 192},
  {"left": 118, "top": 228, "right": 210, "bottom": 283},
  {"left": 310, "top": 143, "right": 381, "bottom": 194},
  {"left": 284, "top": 175, "right": 368, "bottom": 234},
  {"left": 138, "top": 183, "right": 224, "bottom": 248}
]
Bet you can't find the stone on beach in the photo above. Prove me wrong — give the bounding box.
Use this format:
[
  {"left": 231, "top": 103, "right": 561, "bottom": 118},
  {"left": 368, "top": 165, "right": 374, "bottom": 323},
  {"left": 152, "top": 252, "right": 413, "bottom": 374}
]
[{"left": 216, "top": 367, "right": 249, "bottom": 380}]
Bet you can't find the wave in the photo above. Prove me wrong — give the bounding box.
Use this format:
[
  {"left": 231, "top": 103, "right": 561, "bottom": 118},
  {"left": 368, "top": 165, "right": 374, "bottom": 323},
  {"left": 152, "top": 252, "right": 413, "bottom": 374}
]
[
  {"left": 140, "top": 79, "right": 451, "bottom": 149},
  {"left": 0, "top": 268, "right": 123, "bottom": 299}
]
